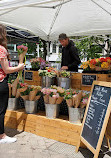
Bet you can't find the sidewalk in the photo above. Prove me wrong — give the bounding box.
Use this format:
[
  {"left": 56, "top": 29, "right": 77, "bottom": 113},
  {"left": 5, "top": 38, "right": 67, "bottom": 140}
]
[{"left": 0, "top": 127, "right": 111, "bottom": 158}]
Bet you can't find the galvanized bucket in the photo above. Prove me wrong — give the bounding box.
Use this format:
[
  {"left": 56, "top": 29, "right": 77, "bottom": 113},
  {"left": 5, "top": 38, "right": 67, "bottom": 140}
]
[
  {"left": 68, "top": 107, "right": 85, "bottom": 124},
  {"left": 42, "top": 76, "right": 55, "bottom": 88},
  {"left": 7, "top": 98, "right": 19, "bottom": 110},
  {"left": 45, "top": 104, "right": 59, "bottom": 119},
  {"left": 24, "top": 100, "right": 38, "bottom": 114},
  {"left": 57, "top": 77, "right": 71, "bottom": 89}
]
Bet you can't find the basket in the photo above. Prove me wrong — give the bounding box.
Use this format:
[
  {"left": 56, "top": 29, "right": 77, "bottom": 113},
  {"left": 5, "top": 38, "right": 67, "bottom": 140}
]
[
  {"left": 42, "top": 76, "right": 56, "bottom": 88},
  {"left": 24, "top": 100, "right": 38, "bottom": 114},
  {"left": 68, "top": 107, "right": 85, "bottom": 124},
  {"left": 7, "top": 98, "right": 19, "bottom": 110},
  {"left": 57, "top": 77, "right": 71, "bottom": 89},
  {"left": 45, "top": 104, "right": 59, "bottom": 119}
]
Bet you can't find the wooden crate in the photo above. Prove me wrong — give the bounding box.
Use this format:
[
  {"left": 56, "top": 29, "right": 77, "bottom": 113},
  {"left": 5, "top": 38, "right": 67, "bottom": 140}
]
[
  {"left": 5, "top": 110, "right": 82, "bottom": 146},
  {"left": 71, "top": 73, "right": 111, "bottom": 91},
  {"left": 24, "top": 70, "right": 41, "bottom": 86},
  {"left": 24, "top": 70, "right": 111, "bottom": 91}
]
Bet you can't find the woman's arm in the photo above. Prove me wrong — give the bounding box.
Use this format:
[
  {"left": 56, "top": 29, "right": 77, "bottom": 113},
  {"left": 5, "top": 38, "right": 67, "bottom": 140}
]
[{"left": 1, "top": 58, "right": 24, "bottom": 74}]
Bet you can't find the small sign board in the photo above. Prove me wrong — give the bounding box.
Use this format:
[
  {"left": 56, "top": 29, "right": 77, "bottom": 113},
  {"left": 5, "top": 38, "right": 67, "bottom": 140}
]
[
  {"left": 24, "top": 71, "right": 33, "bottom": 81},
  {"left": 82, "top": 74, "right": 97, "bottom": 86},
  {"left": 76, "top": 81, "right": 111, "bottom": 158}
]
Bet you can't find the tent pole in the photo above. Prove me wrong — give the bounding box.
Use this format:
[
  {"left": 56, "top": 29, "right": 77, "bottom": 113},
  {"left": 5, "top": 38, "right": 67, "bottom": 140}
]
[
  {"left": 36, "top": 43, "right": 39, "bottom": 57},
  {"left": 47, "top": 36, "right": 50, "bottom": 62},
  {"left": 91, "top": 0, "right": 111, "bottom": 16}
]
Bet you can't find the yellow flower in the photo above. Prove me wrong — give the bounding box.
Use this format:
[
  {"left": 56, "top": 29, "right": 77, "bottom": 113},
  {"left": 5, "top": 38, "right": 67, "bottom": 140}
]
[
  {"left": 101, "top": 62, "right": 109, "bottom": 69},
  {"left": 83, "top": 65, "right": 88, "bottom": 69},
  {"left": 89, "top": 64, "right": 95, "bottom": 69}
]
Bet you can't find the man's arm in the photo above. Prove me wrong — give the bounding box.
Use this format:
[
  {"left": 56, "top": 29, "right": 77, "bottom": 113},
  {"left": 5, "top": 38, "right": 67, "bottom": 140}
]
[{"left": 68, "top": 46, "right": 81, "bottom": 69}]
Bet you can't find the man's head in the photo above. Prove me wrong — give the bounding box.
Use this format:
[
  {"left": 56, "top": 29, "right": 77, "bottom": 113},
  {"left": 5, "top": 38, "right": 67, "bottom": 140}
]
[{"left": 59, "top": 33, "right": 69, "bottom": 47}]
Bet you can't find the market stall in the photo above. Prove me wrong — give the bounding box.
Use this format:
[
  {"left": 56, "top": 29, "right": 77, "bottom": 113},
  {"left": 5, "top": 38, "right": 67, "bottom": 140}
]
[{"left": 24, "top": 70, "right": 111, "bottom": 91}]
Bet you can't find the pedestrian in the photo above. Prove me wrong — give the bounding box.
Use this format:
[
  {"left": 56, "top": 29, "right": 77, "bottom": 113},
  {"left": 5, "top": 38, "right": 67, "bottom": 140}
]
[
  {"left": 59, "top": 33, "right": 81, "bottom": 72},
  {"left": 0, "top": 24, "right": 24, "bottom": 143}
]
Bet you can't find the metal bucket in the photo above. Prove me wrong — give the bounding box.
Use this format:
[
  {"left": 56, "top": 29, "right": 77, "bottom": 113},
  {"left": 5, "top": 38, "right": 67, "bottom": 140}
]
[
  {"left": 68, "top": 107, "right": 85, "bottom": 124},
  {"left": 7, "top": 98, "right": 19, "bottom": 110},
  {"left": 57, "top": 77, "right": 71, "bottom": 89},
  {"left": 24, "top": 100, "right": 38, "bottom": 114},
  {"left": 42, "top": 76, "right": 55, "bottom": 88},
  {"left": 45, "top": 104, "right": 59, "bottom": 119}
]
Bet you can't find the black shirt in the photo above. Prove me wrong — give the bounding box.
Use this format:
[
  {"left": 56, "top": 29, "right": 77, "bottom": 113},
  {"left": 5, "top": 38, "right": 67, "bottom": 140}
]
[{"left": 61, "top": 40, "right": 81, "bottom": 72}]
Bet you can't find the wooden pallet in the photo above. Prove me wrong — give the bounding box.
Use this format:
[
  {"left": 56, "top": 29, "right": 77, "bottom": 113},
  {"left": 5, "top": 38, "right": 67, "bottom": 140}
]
[{"left": 5, "top": 109, "right": 82, "bottom": 147}]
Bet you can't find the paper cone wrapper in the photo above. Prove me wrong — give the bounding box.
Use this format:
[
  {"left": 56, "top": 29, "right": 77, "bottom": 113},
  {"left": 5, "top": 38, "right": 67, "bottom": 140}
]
[
  {"left": 74, "top": 92, "right": 82, "bottom": 108},
  {"left": 34, "top": 95, "right": 41, "bottom": 101},
  {"left": 56, "top": 97, "right": 63, "bottom": 104},
  {"left": 49, "top": 96, "right": 56, "bottom": 104},
  {"left": 16, "top": 89, "right": 20, "bottom": 98},
  {"left": 19, "top": 87, "right": 28, "bottom": 93},
  {"left": 8, "top": 84, "right": 12, "bottom": 98},
  {"left": 12, "top": 77, "right": 19, "bottom": 96},
  {"left": 66, "top": 99, "right": 73, "bottom": 107},
  {"left": 43, "top": 95, "right": 49, "bottom": 104},
  {"left": 21, "top": 95, "right": 29, "bottom": 100},
  {"left": 19, "top": 50, "right": 27, "bottom": 63},
  {"left": 29, "top": 89, "right": 38, "bottom": 101},
  {"left": 72, "top": 94, "right": 77, "bottom": 106},
  {"left": 80, "top": 102, "right": 86, "bottom": 108}
]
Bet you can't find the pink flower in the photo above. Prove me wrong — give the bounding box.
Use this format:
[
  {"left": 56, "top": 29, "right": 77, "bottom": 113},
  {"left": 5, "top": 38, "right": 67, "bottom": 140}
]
[{"left": 17, "top": 45, "right": 28, "bottom": 51}]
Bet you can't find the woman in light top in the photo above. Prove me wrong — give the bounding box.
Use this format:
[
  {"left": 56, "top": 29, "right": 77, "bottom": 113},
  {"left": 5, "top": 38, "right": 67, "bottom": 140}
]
[{"left": 0, "top": 24, "right": 24, "bottom": 143}]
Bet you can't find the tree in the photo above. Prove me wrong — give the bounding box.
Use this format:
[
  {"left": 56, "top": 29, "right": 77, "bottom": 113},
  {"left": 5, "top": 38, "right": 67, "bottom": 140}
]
[{"left": 75, "top": 36, "right": 104, "bottom": 60}]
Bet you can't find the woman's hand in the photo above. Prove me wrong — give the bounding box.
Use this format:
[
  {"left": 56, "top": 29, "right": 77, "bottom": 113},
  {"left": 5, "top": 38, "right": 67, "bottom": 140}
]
[{"left": 18, "top": 63, "right": 24, "bottom": 71}]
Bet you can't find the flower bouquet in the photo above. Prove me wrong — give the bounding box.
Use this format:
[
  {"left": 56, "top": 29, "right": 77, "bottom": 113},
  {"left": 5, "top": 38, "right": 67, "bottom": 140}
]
[
  {"left": 29, "top": 85, "right": 42, "bottom": 101},
  {"left": 59, "top": 70, "right": 71, "bottom": 78},
  {"left": 38, "top": 67, "right": 58, "bottom": 78},
  {"left": 20, "top": 86, "right": 31, "bottom": 100},
  {"left": 65, "top": 89, "right": 82, "bottom": 108},
  {"left": 30, "top": 57, "right": 49, "bottom": 70},
  {"left": 51, "top": 85, "right": 65, "bottom": 104},
  {"left": 64, "top": 89, "right": 73, "bottom": 107},
  {"left": 34, "top": 86, "right": 42, "bottom": 101},
  {"left": 8, "top": 83, "right": 12, "bottom": 98},
  {"left": 49, "top": 88, "right": 59, "bottom": 104},
  {"left": 41, "top": 88, "right": 51, "bottom": 104},
  {"left": 11, "top": 78, "right": 19, "bottom": 97},
  {"left": 72, "top": 90, "right": 82, "bottom": 108},
  {"left": 80, "top": 91, "right": 90, "bottom": 108},
  {"left": 41, "top": 87, "right": 61, "bottom": 119},
  {"left": 80, "top": 57, "right": 111, "bottom": 72},
  {"left": 17, "top": 45, "right": 28, "bottom": 82},
  {"left": 16, "top": 82, "right": 28, "bottom": 98}
]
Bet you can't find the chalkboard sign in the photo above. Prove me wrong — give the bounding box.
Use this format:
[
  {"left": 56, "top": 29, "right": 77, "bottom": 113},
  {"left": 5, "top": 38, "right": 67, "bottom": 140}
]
[
  {"left": 82, "top": 74, "right": 96, "bottom": 86},
  {"left": 82, "top": 84, "right": 111, "bottom": 149},
  {"left": 76, "top": 81, "right": 111, "bottom": 158},
  {"left": 25, "top": 71, "right": 33, "bottom": 81}
]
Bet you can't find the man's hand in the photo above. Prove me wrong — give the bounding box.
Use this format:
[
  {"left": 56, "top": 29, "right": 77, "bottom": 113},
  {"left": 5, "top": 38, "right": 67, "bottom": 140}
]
[{"left": 61, "top": 66, "right": 68, "bottom": 70}]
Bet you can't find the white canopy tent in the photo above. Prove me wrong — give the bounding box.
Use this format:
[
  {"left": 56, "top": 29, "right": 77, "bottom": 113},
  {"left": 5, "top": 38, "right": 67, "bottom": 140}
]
[{"left": 0, "top": 0, "right": 111, "bottom": 41}]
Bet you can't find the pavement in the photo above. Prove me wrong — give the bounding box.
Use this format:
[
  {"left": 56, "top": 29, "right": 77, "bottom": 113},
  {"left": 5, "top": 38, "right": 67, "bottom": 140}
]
[{"left": 0, "top": 127, "right": 111, "bottom": 158}]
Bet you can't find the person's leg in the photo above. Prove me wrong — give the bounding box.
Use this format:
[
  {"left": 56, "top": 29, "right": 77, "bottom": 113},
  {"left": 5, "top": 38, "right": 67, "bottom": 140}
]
[
  {"left": 0, "top": 79, "right": 9, "bottom": 137},
  {"left": 0, "top": 79, "right": 16, "bottom": 143}
]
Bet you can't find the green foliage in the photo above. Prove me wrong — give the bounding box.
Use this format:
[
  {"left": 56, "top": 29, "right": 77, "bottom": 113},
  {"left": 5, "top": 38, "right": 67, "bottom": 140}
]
[
  {"left": 22, "top": 43, "right": 37, "bottom": 58},
  {"left": 75, "top": 36, "right": 104, "bottom": 60}
]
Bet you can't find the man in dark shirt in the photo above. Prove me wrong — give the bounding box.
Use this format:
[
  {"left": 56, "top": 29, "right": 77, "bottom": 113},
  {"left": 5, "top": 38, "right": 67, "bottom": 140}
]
[{"left": 59, "top": 33, "right": 81, "bottom": 72}]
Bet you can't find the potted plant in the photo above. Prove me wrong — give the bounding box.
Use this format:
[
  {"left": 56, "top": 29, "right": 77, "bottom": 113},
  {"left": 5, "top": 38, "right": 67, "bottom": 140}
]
[
  {"left": 7, "top": 80, "right": 19, "bottom": 110},
  {"left": 57, "top": 70, "right": 71, "bottom": 89},
  {"left": 39, "top": 67, "right": 58, "bottom": 87},
  {"left": 64, "top": 89, "right": 84, "bottom": 124},
  {"left": 41, "top": 87, "right": 64, "bottom": 119}
]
